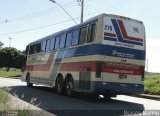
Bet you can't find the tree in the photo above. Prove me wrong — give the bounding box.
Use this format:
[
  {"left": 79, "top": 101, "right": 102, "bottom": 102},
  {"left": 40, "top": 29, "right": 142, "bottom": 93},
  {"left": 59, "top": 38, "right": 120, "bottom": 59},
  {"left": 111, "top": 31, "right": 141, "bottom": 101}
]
[
  {"left": 0, "top": 41, "right": 4, "bottom": 49},
  {"left": 0, "top": 47, "right": 25, "bottom": 71}
]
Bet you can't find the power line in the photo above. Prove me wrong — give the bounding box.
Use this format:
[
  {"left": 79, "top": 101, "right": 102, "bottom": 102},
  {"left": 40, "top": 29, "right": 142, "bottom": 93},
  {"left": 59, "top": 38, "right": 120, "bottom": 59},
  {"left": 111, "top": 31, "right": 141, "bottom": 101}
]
[
  {"left": 0, "top": 0, "right": 130, "bottom": 36},
  {"left": 0, "top": 0, "right": 92, "bottom": 24},
  {"left": 0, "top": 0, "right": 76, "bottom": 24},
  {"left": 0, "top": 17, "right": 79, "bottom": 36}
]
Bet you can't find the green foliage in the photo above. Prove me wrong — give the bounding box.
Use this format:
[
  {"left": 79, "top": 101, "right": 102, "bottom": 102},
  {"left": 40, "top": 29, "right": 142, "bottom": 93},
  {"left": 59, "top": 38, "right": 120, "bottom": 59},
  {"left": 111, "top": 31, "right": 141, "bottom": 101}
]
[
  {"left": 17, "top": 109, "right": 30, "bottom": 116},
  {"left": 0, "top": 41, "right": 4, "bottom": 48},
  {"left": 0, "top": 89, "right": 32, "bottom": 116},
  {"left": 144, "top": 74, "right": 160, "bottom": 95},
  {"left": 0, "top": 89, "right": 10, "bottom": 111},
  {"left": 145, "top": 74, "right": 160, "bottom": 79},
  {"left": 0, "top": 90, "right": 8, "bottom": 105},
  {"left": 0, "top": 47, "right": 26, "bottom": 71},
  {"left": 0, "top": 68, "right": 22, "bottom": 77}
]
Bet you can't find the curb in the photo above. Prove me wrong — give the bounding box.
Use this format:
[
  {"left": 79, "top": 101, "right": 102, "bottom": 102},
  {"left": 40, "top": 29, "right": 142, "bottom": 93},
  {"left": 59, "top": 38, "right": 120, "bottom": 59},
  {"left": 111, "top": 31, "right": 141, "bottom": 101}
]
[
  {"left": 0, "top": 76, "right": 20, "bottom": 79},
  {"left": 132, "top": 94, "right": 160, "bottom": 101},
  {"left": 8, "top": 92, "right": 55, "bottom": 116}
]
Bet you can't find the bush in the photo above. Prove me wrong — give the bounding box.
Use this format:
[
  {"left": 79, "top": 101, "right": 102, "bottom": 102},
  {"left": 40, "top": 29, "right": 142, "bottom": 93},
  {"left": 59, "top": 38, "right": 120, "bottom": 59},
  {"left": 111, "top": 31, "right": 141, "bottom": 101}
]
[{"left": 144, "top": 74, "right": 160, "bottom": 95}]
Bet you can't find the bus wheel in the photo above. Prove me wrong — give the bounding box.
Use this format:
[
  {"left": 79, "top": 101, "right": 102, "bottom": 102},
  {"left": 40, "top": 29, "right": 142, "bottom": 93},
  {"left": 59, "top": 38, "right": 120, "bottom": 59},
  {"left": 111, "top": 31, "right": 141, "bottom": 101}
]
[
  {"left": 65, "top": 77, "right": 74, "bottom": 96},
  {"left": 55, "top": 76, "right": 64, "bottom": 95},
  {"left": 26, "top": 74, "right": 33, "bottom": 87},
  {"left": 103, "top": 94, "right": 111, "bottom": 101}
]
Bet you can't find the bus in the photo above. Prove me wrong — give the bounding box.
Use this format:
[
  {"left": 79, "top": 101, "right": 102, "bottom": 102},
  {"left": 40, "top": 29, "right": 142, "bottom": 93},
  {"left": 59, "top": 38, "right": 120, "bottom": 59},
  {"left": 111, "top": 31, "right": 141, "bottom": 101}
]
[{"left": 22, "top": 13, "right": 146, "bottom": 98}]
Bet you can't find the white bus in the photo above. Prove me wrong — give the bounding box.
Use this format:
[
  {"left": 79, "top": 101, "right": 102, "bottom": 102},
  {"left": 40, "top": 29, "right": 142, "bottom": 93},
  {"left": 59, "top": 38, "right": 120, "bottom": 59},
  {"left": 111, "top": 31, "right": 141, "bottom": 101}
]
[{"left": 22, "top": 13, "right": 146, "bottom": 98}]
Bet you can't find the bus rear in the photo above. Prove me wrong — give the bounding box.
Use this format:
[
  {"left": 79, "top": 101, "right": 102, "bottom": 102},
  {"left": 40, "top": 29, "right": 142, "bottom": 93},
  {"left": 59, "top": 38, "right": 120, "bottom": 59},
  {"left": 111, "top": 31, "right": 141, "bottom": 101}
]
[{"left": 95, "top": 14, "right": 145, "bottom": 95}]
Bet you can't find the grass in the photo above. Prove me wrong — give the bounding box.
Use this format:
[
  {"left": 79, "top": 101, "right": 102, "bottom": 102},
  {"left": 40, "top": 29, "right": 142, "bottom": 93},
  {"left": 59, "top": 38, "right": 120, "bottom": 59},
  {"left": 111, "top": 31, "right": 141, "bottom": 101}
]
[
  {"left": 0, "top": 89, "right": 33, "bottom": 116},
  {"left": 0, "top": 89, "right": 10, "bottom": 111},
  {"left": 144, "top": 74, "right": 160, "bottom": 95},
  {"left": 0, "top": 68, "right": 22, "bottom": 77}
]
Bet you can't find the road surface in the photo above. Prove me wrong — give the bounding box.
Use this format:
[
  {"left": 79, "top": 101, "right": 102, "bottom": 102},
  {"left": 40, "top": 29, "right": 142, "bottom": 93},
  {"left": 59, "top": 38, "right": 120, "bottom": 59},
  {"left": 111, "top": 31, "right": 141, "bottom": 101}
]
[{"left": 0, "top": 77, "right": 160, "bottom": 116}]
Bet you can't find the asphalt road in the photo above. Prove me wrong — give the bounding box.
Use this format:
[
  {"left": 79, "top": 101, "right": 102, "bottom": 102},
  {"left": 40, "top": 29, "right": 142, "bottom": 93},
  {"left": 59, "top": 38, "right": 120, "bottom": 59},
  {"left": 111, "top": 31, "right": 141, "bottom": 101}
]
[{"left": 0, "top": 77, "right": 160, "bottom": 116}]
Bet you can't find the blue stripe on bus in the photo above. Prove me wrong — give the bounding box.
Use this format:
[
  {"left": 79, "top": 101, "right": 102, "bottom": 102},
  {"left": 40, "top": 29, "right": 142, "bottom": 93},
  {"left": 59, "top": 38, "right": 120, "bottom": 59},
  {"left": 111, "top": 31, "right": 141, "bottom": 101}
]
[
  {"left": 95, "top": 82, "right": 144, "bottom": 94},
  {"left": 104, "top": 37, "right": 117, "bottom": 41},
  {"left": 57, "top": 44, "right": 145, "bottom": 60}
]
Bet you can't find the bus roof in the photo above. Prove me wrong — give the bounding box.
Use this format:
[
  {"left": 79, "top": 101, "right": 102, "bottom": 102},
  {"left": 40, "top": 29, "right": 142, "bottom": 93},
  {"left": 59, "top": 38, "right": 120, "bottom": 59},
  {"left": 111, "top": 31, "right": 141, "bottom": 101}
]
[{"left": 28, "top": 13, "right": 143, "bottom": 45}]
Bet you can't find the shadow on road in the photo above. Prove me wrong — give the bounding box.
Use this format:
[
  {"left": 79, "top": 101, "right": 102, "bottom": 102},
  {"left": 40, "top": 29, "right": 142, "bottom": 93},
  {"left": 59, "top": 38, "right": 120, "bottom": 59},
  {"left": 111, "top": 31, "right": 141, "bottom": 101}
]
[{"left": 2, "top": 85, "right": 144, "bottom": 116}]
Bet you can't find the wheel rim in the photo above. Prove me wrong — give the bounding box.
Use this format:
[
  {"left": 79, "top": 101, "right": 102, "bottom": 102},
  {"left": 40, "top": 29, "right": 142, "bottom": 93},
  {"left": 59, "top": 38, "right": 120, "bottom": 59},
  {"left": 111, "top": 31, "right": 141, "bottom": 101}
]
[
  {"left": 57, "top": 83, "right": 62, "bottom": 93},
  {"left": 56, "top": 78, "right": 63, "bottom": 94},
  {"left": 66, "top": 79, "right": 73, "bottom": 95}
]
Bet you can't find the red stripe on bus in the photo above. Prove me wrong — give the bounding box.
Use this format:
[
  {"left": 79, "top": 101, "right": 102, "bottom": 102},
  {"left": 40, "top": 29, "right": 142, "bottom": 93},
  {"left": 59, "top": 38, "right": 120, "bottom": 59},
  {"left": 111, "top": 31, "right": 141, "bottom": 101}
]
[
  {"left": 104, "top": 32, "right": 116, "bottom": 37},
  {"left": 60, "top": 61, "right": 97, "bottom": 71},
  {"left": 117, "top": 20, "right": 143, "bottom": 42},
  {"left": 26, "top": 64, "right": 51, "bottom": 71},
  {"left": 26, "top": 60, "right": 142, "bottom": 75},
  {"left": 60, "top": 62, "right": 142, "bottom": 75},
  {"left": 103, "top": 67, "right": 142, "bottom": 75}
]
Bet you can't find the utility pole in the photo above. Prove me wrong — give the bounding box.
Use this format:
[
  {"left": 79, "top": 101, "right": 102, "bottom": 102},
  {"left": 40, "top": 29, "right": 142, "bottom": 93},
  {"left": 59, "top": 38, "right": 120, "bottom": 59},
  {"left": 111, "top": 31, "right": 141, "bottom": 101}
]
[
  {"left": 146, "top": 58, "right": 148, "bottom": 73},
  {"left": 9, "top": 37, "right": 12, "bottom": 47},
  {"left": 77, "top": 0, "right": 84, "bottom": 24}
]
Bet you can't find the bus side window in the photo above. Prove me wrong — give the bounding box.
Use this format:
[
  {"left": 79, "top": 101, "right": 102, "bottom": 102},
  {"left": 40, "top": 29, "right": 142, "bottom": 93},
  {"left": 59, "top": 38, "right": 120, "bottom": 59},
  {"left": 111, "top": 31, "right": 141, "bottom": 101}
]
[
  {"left": 46, "top": 39, "right": 51, "bottom": 52},
  {"left": 72, "top": 29, "right": 79, "bottom": 46},
  {"left": 66, "top": 32, "right": 72, "bottom": 47},
  {"left": 50, "top": 37, "right": 55, "bottom": 50},
  {"left": 87, "top": 24, "right": 96, "bottom": 43},
  {"left": 42, "top": 40, "right": 46, "bottom": 52},
  {"left": 60, "top": 33, "right": 66, "bottom": 48},
  {"left": 35, "top": 43, "right": 41, "bottom": 53},
  {"left": 79, "top": 26, "right": 87, "bottom": 45},
  {"left": 29, "top": 44, "right": 35, "bottom": 55},
  {"left": 55, "top": 36, "right": 60, "bottom": 49}
]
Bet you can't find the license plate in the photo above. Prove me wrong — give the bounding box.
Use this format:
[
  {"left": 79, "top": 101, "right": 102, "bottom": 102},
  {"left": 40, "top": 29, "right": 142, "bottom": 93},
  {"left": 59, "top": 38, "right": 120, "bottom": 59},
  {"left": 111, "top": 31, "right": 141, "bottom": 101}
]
[{"left": 119, "top": 74, "right": 127, "bottom": 79}]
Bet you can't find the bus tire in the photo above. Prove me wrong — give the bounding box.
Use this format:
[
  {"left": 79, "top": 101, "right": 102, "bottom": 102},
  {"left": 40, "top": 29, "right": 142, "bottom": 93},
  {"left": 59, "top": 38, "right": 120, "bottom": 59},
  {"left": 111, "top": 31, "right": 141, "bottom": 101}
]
[
  {"left": 26, "top": 74, "right": 33, "bottom": 87},
  {"left": 65, "top": 76, "right": 74, "bottom": 96},
  {"left": 103, "top": 94, "right": 111, "bottom": 101},
  {"left": 55, "top": 75, "right": 64, "bottom": 95}
]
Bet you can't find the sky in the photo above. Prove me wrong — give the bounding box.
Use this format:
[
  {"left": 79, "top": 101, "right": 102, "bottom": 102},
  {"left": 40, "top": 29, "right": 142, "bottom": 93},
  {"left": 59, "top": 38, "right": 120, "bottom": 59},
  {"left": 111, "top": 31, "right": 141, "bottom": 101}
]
[{"left": 0, "top": 0, "right": 160, "bottom": 72}]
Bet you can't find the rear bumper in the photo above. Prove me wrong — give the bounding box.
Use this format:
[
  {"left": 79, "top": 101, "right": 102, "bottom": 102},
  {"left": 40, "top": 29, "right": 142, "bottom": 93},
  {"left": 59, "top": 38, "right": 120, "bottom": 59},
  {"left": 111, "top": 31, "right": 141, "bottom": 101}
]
[{"left": 95, "top": 82, "right": 144, "bottom": 94}]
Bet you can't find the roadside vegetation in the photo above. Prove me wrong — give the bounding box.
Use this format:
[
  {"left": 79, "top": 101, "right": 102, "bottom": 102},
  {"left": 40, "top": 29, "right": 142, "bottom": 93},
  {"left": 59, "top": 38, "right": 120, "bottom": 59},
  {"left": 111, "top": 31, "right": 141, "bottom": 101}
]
[
  {"left": 0, "top": 89, "right": 33, "bottom": 116},
  {"left": 144, "top": 74, "right": 160, "bottom": 95},
  {"left": 0, "top": 89, "right": 10, "bottom": 111},
  {"left": 0, "top": 47, "right": 25, "bottom": 72},
  {"left": 0, "top": 68, "right": 22, "bottom": 77}
]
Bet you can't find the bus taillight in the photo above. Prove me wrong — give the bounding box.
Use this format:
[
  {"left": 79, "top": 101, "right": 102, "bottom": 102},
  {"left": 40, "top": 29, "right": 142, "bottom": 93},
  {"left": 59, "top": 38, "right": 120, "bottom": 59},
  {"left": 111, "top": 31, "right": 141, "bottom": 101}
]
[
  {"left": 140, "top": 66, "right": 145, "bottom": 81},
  {"left": 142, "top": 69, "right": 144, "bottom": 81},
  {"left": 96, "top": 62, "right": 102, "bottom": 78}
]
